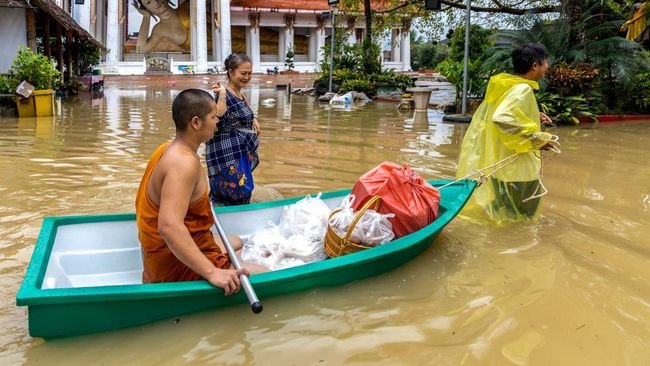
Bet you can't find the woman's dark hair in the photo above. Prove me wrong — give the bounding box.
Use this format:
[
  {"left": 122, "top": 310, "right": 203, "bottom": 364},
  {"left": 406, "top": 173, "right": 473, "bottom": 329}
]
[
  {"left": 512, "top": 43, "right": 548, "bottom": 75},
  {"left": 224, "top": 53, "right": 252, "bottom": 79},
  {"left": 172, "top": 89, "right": 215, "bottom": 131}
]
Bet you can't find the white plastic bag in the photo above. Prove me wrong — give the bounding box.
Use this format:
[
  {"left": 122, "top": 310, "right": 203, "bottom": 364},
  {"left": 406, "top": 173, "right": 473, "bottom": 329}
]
[
  {"left": 355, "top": 209, "right": 395, "bottom": 246},
  {"left": 328, "top": 194, "right": 363, "bottom": 243},
  {"left": 241, "top": 194, "right": 330, "bottom": 270},
  {"left": 328, "top": 194, "right": 395, "bottom": 246}
]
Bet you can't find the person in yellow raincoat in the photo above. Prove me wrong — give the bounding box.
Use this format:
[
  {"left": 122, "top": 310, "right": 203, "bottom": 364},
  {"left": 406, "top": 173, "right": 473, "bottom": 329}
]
[{"left": 456, "top": 43, "right": 557, "bottom": 224}]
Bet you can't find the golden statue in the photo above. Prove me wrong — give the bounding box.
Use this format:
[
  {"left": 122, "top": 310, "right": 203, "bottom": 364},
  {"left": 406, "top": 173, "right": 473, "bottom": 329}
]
[
  {"left": 621, "top": 2, "right": 649, "bottom": 42},
  {"left": 133, "top": 0, "right": 212, "bottom": 53}
]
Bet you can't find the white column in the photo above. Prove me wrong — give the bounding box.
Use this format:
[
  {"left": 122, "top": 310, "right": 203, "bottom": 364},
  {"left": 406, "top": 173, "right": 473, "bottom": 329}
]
[
  {"left": 190, "top": 0, "right": 197, "bottom": 62},
  {"left": 278, "top": 31, "right": 286, "bottom": 63},
  {"left": 211, "top": 0, "right": 220, "bottom": 63},
  {"left": 194, "top": 0, "right": 208, "bottom": 73},
  {"left": 248, "top": 26, "right": 261, "bottom": 72},
  {"left": 401, "top": 29, "right": 411, "bottom": 71},
  {"left": 105, "top": 0, "right": 120, "bottom": 73},
  {"left": 391, "top": 29, "right": 401, "bottom": 63},
  {"left": 73, "top": 1, "right": 90, "bottom": 31},
  {"left": 316, "top": 27, "right": 326, "bottom": 66},
  {"left": 309, "top": 28, "right": 317, "bottom": 62},
  {"left": 219, "top": 0, "right": 231, "bottom": 62},
  {"left": 285, "top": 27, "right": 294, "bottom": 60}
]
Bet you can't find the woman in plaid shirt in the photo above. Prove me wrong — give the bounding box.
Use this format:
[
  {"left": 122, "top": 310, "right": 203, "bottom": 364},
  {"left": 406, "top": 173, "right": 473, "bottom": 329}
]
[{"left": 207, "top": 54, "right": 260, "bottom": 206}]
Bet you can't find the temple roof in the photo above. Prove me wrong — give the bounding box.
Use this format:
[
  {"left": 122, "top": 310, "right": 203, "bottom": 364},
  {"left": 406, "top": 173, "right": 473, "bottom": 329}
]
[
  {"left": 230, "top": 0, "right": 399, "bottom": 12},
  {"left": 230, "top": 0, "right": 329, "bottom": 11}
]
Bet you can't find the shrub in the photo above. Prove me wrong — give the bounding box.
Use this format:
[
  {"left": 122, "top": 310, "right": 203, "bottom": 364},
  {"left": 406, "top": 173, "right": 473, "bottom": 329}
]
[
  {"left": 628, "top": 72, "right": 650, "bottom": 112},
  {"left": 0, "top": 75, "right": 11, "bottom": 94},
  {"left": 8, "top": 47, "right": 60, "bottom": 90},
  {"left": 537, "top": 91, "right": 598, "bottom": 125},
  {"left": 545, "top": 62, "right": 599, "bottom": 95},
  {"left": 340, "top": 79, "right": 376, "bottom": 97}
]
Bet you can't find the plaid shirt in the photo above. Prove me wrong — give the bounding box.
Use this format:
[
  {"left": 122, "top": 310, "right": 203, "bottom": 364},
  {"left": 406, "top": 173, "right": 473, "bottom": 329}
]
[{"left": 206, "top": 90, "right": 259, "bottom": 176}]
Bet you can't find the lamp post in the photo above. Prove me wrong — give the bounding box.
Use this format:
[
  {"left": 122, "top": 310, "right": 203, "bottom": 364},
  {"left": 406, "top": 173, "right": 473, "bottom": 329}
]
[
  {"left": 327, "top": 0, "right": 339, "bottom": 93},
  {"left": 461, "top": 0, "right": 470, "bottom": 114}
]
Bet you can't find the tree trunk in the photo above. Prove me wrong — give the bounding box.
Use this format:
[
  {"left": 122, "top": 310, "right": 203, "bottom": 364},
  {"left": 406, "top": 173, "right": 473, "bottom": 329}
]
[
  {"left": 25, "top": 8, "right": 37, "bottom": 53},
  {"left": 564, "top": 0, "right": 583, "bottom": 47},
  {"left": 56, "top": 23, "right": 64, "bottom": 75},
  {"left": 66, "top": 32, "right": 73, "bottom": 81},
  {"left": 363, "top": 0, "right": 373, "bottom": 74},
  {"left": 44, "top": 15, "right": 51, "bottom": 58}
]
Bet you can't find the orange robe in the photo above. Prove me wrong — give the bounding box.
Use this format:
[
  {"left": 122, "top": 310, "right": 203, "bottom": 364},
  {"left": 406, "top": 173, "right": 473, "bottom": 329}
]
[{"left": 135, "top": 142, "right": 230, "bottom": 283}]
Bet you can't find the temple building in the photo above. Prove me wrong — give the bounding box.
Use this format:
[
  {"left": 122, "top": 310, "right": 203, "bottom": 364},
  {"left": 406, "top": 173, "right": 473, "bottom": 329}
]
[
  {"left": 79, "top": 0, "right": 412, "bottom": 75},
  {"left": 1, "top": 1, "right": 412, "bottom": 76}
]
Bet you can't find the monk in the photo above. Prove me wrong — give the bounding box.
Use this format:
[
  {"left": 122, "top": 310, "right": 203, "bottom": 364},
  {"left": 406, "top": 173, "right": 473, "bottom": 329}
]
[{"left": 135, "top": 89, "right": 266, "bottom": 295}]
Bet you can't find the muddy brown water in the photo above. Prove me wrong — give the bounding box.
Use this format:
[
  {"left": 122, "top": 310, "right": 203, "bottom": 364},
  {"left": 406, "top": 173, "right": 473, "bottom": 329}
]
[{"left": 0, "top": 80, "right": 649, "bottom": 365}]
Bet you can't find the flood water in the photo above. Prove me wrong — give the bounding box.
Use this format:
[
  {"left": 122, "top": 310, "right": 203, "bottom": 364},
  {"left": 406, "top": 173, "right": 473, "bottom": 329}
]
[{"left": 1, "top": 78, "right": 649, "bottom": 365}]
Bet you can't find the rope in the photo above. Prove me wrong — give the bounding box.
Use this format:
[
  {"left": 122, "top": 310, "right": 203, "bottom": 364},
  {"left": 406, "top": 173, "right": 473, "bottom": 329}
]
[
  {"left": 522, "top": 135, "right": 561, "bottom": 202},
  {"left": 438, "top": 153, "right": 520, "bottom": 190},
  {"left": 440, "top": 134, "right": 562, "bottom": 206}
]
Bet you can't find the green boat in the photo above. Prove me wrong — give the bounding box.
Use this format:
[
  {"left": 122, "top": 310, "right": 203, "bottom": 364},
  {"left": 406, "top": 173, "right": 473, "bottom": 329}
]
[{"left": 16, "top": 179, "right": 475, "bottom": 338}]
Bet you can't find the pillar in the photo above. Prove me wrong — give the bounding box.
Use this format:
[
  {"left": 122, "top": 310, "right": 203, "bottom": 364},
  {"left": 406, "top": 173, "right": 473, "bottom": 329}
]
[
  {"left": 105, "top": 0, "right": 120, "bottom": 73},
  {"left": 315, "top": 19, "right": 326, "bottom": 65},
  {"left": 391, "top": 29, "right": 401, "bottom": 63},
  {"left": 74, "top": 0, "right": 91, "bottom": 31},
  {"left": 248, "top": 13, "right": 260, "bottom": 70},
  {"left": 401, "top": 21, "right": 411, "bottom": 71},
  {"left": 282, "top": 14, "right": 295, "bottom": 65},
  {"left": 192, "top": 0, "right": 208, "bottom": 73},
  {"left": 211, "top": 0, "right": 220, "bottom": 62},
  {"left": 219, "top": 0, "right": 232, "bottom": 62}
]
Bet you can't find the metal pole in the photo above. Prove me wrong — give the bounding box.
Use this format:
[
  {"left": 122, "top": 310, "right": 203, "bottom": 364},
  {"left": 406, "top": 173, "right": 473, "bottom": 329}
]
[
  {"left": 461, "top": 0, "right": 470, "bottom": 114},
  {"left": 209, "top": 198, "right": 263, "bottom": 314},
  {"left": 328, "top": 7, "right": 336, "bottom": 93}
]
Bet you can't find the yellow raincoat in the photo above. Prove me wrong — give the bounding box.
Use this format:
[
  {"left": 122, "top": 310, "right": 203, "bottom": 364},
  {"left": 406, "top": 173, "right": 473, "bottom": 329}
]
[{"left": 456, "top": 73, "right": 552, "bottom": 223}]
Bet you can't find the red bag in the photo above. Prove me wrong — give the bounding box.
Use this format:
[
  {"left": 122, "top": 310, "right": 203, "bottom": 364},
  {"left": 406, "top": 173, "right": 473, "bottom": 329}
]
[{"left": 351, "top": 162, "right": 441, "bottom": 238}]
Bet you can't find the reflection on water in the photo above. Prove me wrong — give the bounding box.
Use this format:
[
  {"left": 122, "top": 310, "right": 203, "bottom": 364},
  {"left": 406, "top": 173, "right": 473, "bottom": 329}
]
[{"left": 1, "top": 81, "right": 649, "bottom": 365}]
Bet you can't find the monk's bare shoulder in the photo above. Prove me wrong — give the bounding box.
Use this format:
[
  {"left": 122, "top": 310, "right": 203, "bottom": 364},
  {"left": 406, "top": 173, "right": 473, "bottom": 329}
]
[{"left": 148, "top": 143, "right": 202, "bottom": 204}]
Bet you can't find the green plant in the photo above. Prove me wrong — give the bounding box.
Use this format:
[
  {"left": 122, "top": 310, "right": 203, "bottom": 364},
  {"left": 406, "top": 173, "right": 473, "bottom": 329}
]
[
  {"left": 284, "top": 45, "right": 295, "bottom": 71},
  {"left": 333, "top": 69, "right": 360, "bottom": 83},
  {"left": 0, "top": 75, "right": 11, "bottom": 94},
  {"left": 369, "top": 69, "right": 414, "bottom": 91},
  {"left": 411, "top": 42, "right": 437, "bottom": 71},
  {"left": 78, "top": 38, "right": 101, "bottom": 75},
  {"left": 537, "top": 91, "right": 599, "bottom": 125},
  {"left": 628, "top": 72, "right": 650, "bottom": 112},
  {"left": 8, "top": 47, "right": 60, "bottom": 90},
  {"left": 334, "top": 53, "right": 359, "bottom": 71},
  {"left": 64, "top": 79, "right": 83, "bottom": 95},
  {"left": 340, "top": 78, "right": 376, "bottom": 97},
  {"left": 359, "top": 39, "right": 382, "bottom": 75},
  {"left": 449, "top": 24, "right": 493, "bottom": 63},
  {"left": 545, "top": 62, "right": 599, "bottom": 95},
  {"left": 437, "top": 58, "right": 488, "bottom": 100}
]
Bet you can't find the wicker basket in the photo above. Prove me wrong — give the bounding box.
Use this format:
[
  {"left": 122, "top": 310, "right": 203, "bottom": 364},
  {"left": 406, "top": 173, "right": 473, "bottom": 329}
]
[{"left": 324, "top": 195, "right": 382, "bottom": 258}]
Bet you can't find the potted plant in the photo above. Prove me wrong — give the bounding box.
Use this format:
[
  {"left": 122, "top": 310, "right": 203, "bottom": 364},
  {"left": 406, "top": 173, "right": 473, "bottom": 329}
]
[
  {"left": 281, "top": 45, "right": 299, "bottom": 74},
  {"left": 7, "top": 47, "right": 61, "bottom": 117}
]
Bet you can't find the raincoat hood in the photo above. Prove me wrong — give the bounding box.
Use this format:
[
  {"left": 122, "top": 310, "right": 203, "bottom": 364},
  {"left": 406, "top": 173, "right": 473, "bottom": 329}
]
[{"left": 484, "top": 73, "right": 539, "bottom": 103}]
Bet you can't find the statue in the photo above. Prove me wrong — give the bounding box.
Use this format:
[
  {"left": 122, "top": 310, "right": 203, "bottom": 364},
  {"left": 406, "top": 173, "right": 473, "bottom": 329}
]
[
  {"left": 620, "top": 2, "right": 649, "bottom": 43},
  {"left": 132, "top": 0, "right": 190, "bottom": 53}
]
